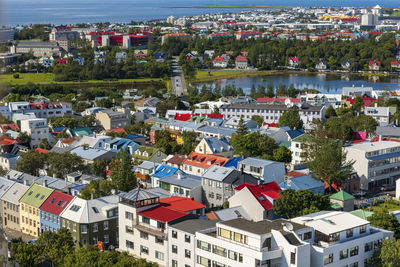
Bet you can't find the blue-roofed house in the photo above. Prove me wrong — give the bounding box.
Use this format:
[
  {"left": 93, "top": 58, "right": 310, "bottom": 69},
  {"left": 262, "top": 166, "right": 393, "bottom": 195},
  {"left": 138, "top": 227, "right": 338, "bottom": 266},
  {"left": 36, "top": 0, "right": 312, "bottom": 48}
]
[
  {"left": 51, "top": 126, "right": 68, "bottom": 134},
  {"left": 279, "top": 174, "right": 325, "bottom": 195},
  {"left": 284, "top": 127, "right": 305, "bottom": 141},
  {"left": 103, "top": 137, "right": 139, "bottom": 155},
  {"left": 70, "top": 146, "right": 116, "bottom": 165},
  {"left": 151, "top": 164, "right": 184, "bottom": 188},
  {"left": 126, "top": 134, "right": 146, "bottom": 145},
  {"left": 73, "top": 57, "right": 85, "bottom": 65},
  {"left": 158, "top": 172, "right": 203, "bottom": 203},
  {"left": 154, "top": 52, "right": 167, "bottom": 62},
  {"left": 195, "top": 136, "right": 234, "bottom": 157},
  {"left": 224, "top": 157, "right": 243, "bottom": 169}
]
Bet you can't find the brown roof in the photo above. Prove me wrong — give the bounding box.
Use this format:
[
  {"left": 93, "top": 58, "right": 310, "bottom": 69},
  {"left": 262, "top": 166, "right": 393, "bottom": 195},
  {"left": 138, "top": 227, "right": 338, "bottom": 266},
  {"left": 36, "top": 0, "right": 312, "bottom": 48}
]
[{"left": 167, "top": 154, "right": 186, "bottom": 165}]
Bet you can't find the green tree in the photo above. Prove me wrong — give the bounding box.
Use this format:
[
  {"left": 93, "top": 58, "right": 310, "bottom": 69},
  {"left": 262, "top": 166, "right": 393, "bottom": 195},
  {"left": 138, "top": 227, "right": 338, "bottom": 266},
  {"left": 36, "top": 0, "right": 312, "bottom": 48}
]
[
  {"left": 46, "top": 152, "right": 85, "bottom": 178},
  {"left": 181, "top": 131, "right": 198, "bottom": 155},
  {"left": 110, "top": 150, "right": 136, "bottom": 192},
  {"left": 251, "top": 115, "right": 264, "bottom": 127},
  {"left": 369, "top": 210, "right": 400, "bottom": 238},
  {"left": 273, "top": 146, "right": 292, "bottom": 163},
  {"left": 278, "top": 109, "right": 304, "bottom": 130},
  {"left": 155, "top": 130, "right": 173, "bottom": 154},
  {"left": 16, "top": 150, "right": 47, "bottom": 176},
  {"left": 274, "top": 189, "right": 331, "bottom": 218},
  {"left": 306, "top": 136, "right": 355, "bottom": 190},
  {"left": 352, "top": 96, "right": 364, "bottom": 112},
  {"left": 91, "top": 158, "right": 109, "bottom": 178},
  {"left": 17, "top": 131, "right": 31, "bottom": 144},
  {"left": 38, "top": 138, "right": 51, "bottom": 150},
  {"left": 372, "top": 239, "right": 400, "bottom": 267},
  {"left": 236, "top": 116, "right": 248, "bottom": 135},
  {"left": 78, "top": 179, "right": 114, "bottom": 200},
  {"left": 10, "top": 241, "right": 41, "bottom": 267},
  {"left": 324, "top": 106, "right": 337, "bottom": 118},
  {"left": 266, "top": 83, "right": 275, "bottom": 98}
]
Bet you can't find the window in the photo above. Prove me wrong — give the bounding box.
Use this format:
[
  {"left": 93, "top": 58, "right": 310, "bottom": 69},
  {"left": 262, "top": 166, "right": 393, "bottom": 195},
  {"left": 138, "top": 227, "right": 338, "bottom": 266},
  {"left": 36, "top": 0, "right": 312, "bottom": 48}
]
[
  {"left": 228, "top": 250, "right": 237, "bottom": 261},
  {"left": 172, "top": 245, "right": 178, "bottom": 254},
  {"left": 197, "top": 240, "right": 211, "bottom": 252},
  {"left": 340, "top": 249, "right": 348, "bottom": 260},
  {"left": 93, "top": 237, "right": 98, "bottom": 245},
  {"left": 172, "top": 230, "right": 177, "bottom": 238},
  {"left": 155, "top": 236, "right": 164, "bottom": 244},
  {"left": 93, "top": 223, "right": 98, "bottom": 232},
  {"left": 185, "top": 234, "right": 191, "bottom": 243},
  {"left": 349, "top": 263, "right": 358, "bottom": 267},
  {"left": 81, "top": 225, "right": 88, "bottom": 234},
  {"left": 140, "top": 231, "right": 149, "bottom": 240},
  {"left": 155, "top": 251, "right": 164, "bottom": 260},
  {"left": 92, "top": 207, "right": 99, "bottom": 213},
  {"left": 197, "top": 256, "right": 211, "bottom": 267},
  {"left": 290, "top": 252, "right": 296, "bottom": 264},
  {"left": 350, "top": 246, "right": 359, "bottom": 257},
  {"left": 212, "top": 245, "right": 227, "bottom": 257},
  {"left": 172, "top": 260, "right": 178, "bottom": 267},
  {"left": 303, "top": 232, "right": 312, "bottom": 240},
  {"left": 185, "top": 249, "right": 191, "bottom": 258},
  {"left": 360, "top": 225, "right": 367, "bottom": 234},
  {"left": 104, "top": 221, "right": 108, "bottom": 230},
  {"left": 365, "top": 241, "right": 373, "bottom": 252},
  {"left": 218, "top": 228, "right": 231, "bottom": 239},
  {"left": 125, "top": 211, "right": 133, "bottom": 220},
  {"left": 324, "top": 254, "right": 333, "bottom": 265},
  {"left": 140, "top": 246, "right": 149, "bottom": 255},
  {"left": 125, "top": 225, "right": 134, "bottom": 234},
  {"left": 346, "top": 228, "right": 353, "bottom": 238},
  {"left": 73, "top": 223, "right": 76, "bottom": 232},
  {"left": 142, "top": 217, "right": 150, "bottom": 224},
  {"left": 126, "top": 240, "right": 134, "bottom": 249}
]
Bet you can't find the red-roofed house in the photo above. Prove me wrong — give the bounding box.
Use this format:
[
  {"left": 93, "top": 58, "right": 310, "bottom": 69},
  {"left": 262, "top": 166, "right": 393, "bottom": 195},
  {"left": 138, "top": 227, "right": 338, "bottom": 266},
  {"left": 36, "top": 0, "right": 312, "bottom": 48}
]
[
  {"left": 235, "top": 55, "right": 248, "bottom": 69},
  {"left": 345, "top": 96, "right": 382, "bottom": 108},
  {"left": 369, "top": 60, "right": 381, "bottom": 71},
  {"left": 213, "top": 56, "right": 228, "bottom": 68},
  {"left": 229, "top": 182, "right": 281, "bottom": 221},
  {"left": 39, "top": 190, "right": 74, "bottom": 232},
  {"left": 56, "top": 59, "right": 68, "bottom": 65},
  {"left": 391, "top": 61, "right": 400, "bottom": 70},
  {"left": 35, "top": 148, "right": 49, "bottom": 154},
  {"left": 288, "top": 57, "right": 299, "bottom": 68},
  {"left": 166, "top": 154, "right": 187, "bottom": 169},
  {"left": 0, "top": 123, "right": 19, "bottom": 133},
  {"left": 182, "top": 152, "right": 229, "bottom": 175},
  {"left": 159, "top": 196, "right": 205, "bottom": 216},
  {"left": 257, "top": 97, "right": 301, "bottom": 104},
  {"left": 235, "top": 31, "right": 261, "bottom": 40}
]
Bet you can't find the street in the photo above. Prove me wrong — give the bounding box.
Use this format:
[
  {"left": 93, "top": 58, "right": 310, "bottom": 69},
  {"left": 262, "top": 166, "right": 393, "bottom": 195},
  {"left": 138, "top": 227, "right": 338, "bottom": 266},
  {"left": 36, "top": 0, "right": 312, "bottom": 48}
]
[{"left": 170, "top": 57, "right": 187, "bottom": 96}]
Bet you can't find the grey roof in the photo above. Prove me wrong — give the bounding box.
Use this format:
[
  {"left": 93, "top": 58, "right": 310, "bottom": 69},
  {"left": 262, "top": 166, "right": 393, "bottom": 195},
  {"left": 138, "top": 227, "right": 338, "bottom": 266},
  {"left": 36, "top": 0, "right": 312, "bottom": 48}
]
[
  {"left": 202, "top": 166, "right": 235, "bottom": 181},
  {"left": 170, "top": 219, "right": 217, "bottom": 234},
  {"left": 160, "top": 173, "right": 201, "bottom": 189},
  {"left": 49, "top": 146, "right": 74, "bottom": 154},
  {"left": 70, "top": 147, "right": 114, "bottom": 161},
  {"left": 5, "top": 170, "right": 38, "bottom": 185},
  {"left": 239, "top": 157, "right": 279, "bottom": 167},
  {"left": 16, "top": 41, "right": 59, "bottom": 48},
  {"left": 220, "top": 218, "right": 308, "bottom": 235},
  {"left": 0, "top": 177, "right": 15, "bottom": 199},
  {"left": 121, "top": 187, "right": 159, "bottom": 202},
  {"left": 144, "top": 187, "right": 171, "bottom": 199},
  {"left": 137, "top": 161, "right": 159, "bottom": 170},
  {"left": 197, "top": 125, "right": 236, "bottom": 137},
  {"left": 214, "top": 206, "right": 251, "bottom": 221},
  {"left": 376, "top": 125, "right": 400, "bottom": 137},
  {"left": 220, "top": 103, "right": 323, "bottom": 112},
  {"left": 203, "top": 136, "right": 233, "bottom": 153},
  {"left": 1, "top": 182, "right": 29, "bottom": 204}
]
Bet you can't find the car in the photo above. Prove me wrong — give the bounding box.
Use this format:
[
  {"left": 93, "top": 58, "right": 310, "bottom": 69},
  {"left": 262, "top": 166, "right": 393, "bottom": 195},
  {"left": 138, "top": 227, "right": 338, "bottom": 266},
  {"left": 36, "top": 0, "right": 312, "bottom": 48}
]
[{"left": 381, "top": 184, "right": 395, "bottom": 191}]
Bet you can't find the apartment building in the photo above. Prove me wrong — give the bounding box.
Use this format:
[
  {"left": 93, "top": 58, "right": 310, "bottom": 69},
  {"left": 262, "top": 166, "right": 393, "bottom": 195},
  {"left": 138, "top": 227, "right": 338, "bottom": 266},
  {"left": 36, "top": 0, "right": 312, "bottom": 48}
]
[
  {"left": 290, "top": 134, "right": 312, "bottom": 168},
  {"left": 20, "top": 118, "right": 50, "bottom": 148},
  {"left": 10, "top": 42, "right": 62, "bottom": 57},
  {"left": 292, "top": 211, "right": 393, "bottom": 267},
  {"left": 238, "top": 157, "right": 285, "bottom": 184},
  {"left": 19, "top": 184, "right": 54, "bottom": 237},
  {"left": 39, "top": 190, "right": 74, "bottom": 233},
  {"left": 219, "top": 103, "right": 325, "bottom": 129},
  {"left": 8, "top": 101, "right": 72, "bottom": 118},
  {"left": 344, "top": 140, "right": 400, "bottom": 190},
  {"left": 168, "top": 219, "right": 217, "bottom": 267},
  {"left": 95, "top": 107, "right": 131, "bottom": 130},
  {"left": 299, "top": 93, "right": 342, "bottom": 108},
  {"left": 195, "top": 218, "right": 313, "bottom": 267},
  {"left": 60, "top": 195, "right": 119, "bottom": 249},
  {"left": 1, "top": 182, "right": 29, "bottom": 231},
  {"left": 364, "top": 106, "right": 396, "bottom": 126},
  {"left": 202, "top": 165, "right": 259, "bottom": 208}
]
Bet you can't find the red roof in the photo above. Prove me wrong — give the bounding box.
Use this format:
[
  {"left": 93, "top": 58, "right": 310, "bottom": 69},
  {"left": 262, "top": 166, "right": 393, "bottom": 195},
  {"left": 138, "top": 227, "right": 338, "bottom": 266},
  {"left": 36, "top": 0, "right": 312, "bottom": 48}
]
[
  {"left": 167, "top": 154, "right": 187, "bottom": 165},
  {"left": 213, "top": 56, "right": 225, "bottom": 63},
  {"left": 346, "top": 97, "right": 382, "bottom": 107},
  {"left": 39, "top": 190, "right": 74, "bottom": 216},
  {"left": 138, "top": 206, "right": 188, "bottom": 223},
  {"left": 174, "top": 113, "right": 223, "bottom": 121},
  {"left": 234, "top": 182, "right": 281, "bottom": 210},
  {"left": 107, "top": 128, "right": 127, "bottom": 134},
  {"left": 160, "top": 196, "right": 205, "bottom": 212},
  {"left": 208, "top": 32, "right": 232, "bottom": 37},
  {"left": 236, "top": 31, "right": 261, "bottom": 35},
  {"left": 257, "top": 97, "right": 300, "bottom": 103},
  {"left": 235, "top": 55, "right": 248, "bottom": 62},
  {"left": 35, "top": 148, "right": 49, "bottom": 154},
  {"left": 286, "top": 171, "right": 307, "bottom": 178},
  {"left": 0, "top": 138, "right": 20, "bottom": 146},
  {"left": 183, "top": 152, "right": 228, "bottom": 169},
  {"left": 0, "top": 123, "right": 19, "bottom": 132},
  {"left": 288, "top": 57, "right": 299, "bottom": 63},
  {"left": 57, "top": 59, "right": 68, "bottom": 64},
  {"left": 369, "top": 60, "right": 381, "bottom": 66}
]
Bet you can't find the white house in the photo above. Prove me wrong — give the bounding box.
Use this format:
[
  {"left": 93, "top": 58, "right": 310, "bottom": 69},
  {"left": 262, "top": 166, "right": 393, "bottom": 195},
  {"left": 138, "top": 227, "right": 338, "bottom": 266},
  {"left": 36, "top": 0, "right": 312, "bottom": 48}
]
[
  {"left": 237, "top": 157, "right": 286, "bottom": 184},
  {"left": 364, "top": 106, "right": 396, "bottom": 127},
  {"left": 20, "top": 118, "right": 50, "bottom": 148}
]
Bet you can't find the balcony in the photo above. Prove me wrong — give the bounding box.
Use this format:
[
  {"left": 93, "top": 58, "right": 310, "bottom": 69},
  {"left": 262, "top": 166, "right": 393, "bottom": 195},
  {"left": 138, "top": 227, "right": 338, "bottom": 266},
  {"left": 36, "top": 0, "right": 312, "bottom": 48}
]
[
  {"left": 135, "top": 172, "right": 150, "bottom": 181},
  {"left": 134, "top": 221, "right": 166, "bottom": 238}
]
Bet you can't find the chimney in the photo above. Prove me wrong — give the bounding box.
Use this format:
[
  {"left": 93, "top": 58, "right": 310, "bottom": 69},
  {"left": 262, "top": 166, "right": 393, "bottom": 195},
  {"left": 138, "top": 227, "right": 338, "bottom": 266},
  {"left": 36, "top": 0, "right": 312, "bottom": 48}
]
[
  {"left": 43, "top": 179, "right": 48, "bottom": 187},
  {"left": 91, "top": 192, "right": 94, "bottom": 200},
  {"left": 53, "top": 173, "right": 56, "bottom": 178},
  {"left": 24, "top": 180, "right": 28, "bottom": 186},
  {"left": 177, "top": 172, "right": 182, "bottom": 180},
  {"left": 68, "top": 187, "right": 72, "bottom": 196}
]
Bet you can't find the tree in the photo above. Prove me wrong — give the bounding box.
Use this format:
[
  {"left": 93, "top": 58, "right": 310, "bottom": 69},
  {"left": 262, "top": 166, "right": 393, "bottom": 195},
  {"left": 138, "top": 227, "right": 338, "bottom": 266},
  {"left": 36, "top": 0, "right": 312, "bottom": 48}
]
[
  {"left": 53, "top": 129, "right": 70, "bottom": 144},
  {"left": 266, "top": 83, "right": 275, "bottom": 97},
  {"left": 10, "top": 241, "right": 41, "bottom": 267},
  {"left": 38, "top": 138, "right": 51, "bottom": 150},
  {"left": 17, "top": 131, "right": 31, "bottom": 144},
  {"left": 369, "top": 210, "right": 400, "bottom": 238},
  {"left": 324, "top": 106, "right": 337, "bottom": 118},
  {"left": 91, "top": 158, "right": 109, "bottom": 178},
  {"left": 251, "top": 115, "right": 264, "bottom": 127},
  {"left": 274, "top": 189, "right": 331, "bottom": 218},
  {"left": 181, "top": 131, "right": 198, "bottom": 155},
  {"left": 46, "top": 152, "right": 85, "bottom": 178},
  {"left": 155, "top": 130, "right": 173, "bottom": 154},
  {"left": 231, "top": 131, "right": 278, "bottom": 158},
  {"left": 16, "top": 150, "right": 47, "bottom": 176},
  {"left": 306, "top": 136, "right": 355, "bottom": 191},
  {"left": 278, "top": 109, "right": 304, "bottom": 130},
  {"left": 110, "top": 150, "right": 136, "bottom": 192},
  {"left": 372, "top": 239, "right": 400, "bottom": 267},
  {"left": 79, "top": 179, "right": 114, "bottom": 200},
  {"left": 273, "top": 146, "right": 292, "bottom": 163},
  {"left": 236, "top": 116, "right": 248, "bottom": 135}
]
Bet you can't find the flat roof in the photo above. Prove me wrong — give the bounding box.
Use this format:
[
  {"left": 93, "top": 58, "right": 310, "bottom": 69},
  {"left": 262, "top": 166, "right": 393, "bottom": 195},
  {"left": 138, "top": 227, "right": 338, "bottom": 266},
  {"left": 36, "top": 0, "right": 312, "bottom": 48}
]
[
  {"left": 170, "top": 219, "right": 217, "bottom": 234},
  {"left": 345, "top": 141, "right": 400, "bottom": 152}
]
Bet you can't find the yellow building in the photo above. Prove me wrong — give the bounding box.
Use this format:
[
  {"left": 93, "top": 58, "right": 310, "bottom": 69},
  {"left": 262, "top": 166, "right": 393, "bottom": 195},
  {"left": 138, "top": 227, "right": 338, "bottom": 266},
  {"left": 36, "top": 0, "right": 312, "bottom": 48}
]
[{"left": 19, "top": 184, "right": 54, "bottom": 237}]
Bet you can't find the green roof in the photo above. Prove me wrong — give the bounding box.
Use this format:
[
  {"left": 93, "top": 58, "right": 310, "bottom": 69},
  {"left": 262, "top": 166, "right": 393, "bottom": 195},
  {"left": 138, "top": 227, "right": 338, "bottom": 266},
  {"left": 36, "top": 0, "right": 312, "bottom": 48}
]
[
  {"left": 331, "top": 203, "right": 342, "bottom": 209},
  {"left": 292, "top": 134, "right": 312, "bottom": 143},
  {"left": 330, "top": 190, "right": 355, "bottom": 201},
  {"left": 350, "top": 209, "right": 373, "bottom": 220},
  {"left": 19, "top": 183, "right": 54, "bottom": 208},
  {"left": 70, "top": 127, "right": 92, "bottom": 137},
  {"left": 279, "top": 141, "right": 291, "bottom": 148}
]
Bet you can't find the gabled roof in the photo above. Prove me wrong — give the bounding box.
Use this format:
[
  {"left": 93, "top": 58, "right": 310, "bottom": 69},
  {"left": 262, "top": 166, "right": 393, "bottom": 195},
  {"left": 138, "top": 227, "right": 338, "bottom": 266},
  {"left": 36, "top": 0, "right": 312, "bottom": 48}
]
[
  {"left": 203, "top": 136, "right": 233, "bottom": 153},
  {"left": 160, "top": 173, "right": 202, "bottom": 189},
  {"left": 40, "top": 190, "right": 74, "bottom": 216},
  {"left": 152, "top": 164, "right": 182, "bottom": 178},
  {"left": 330, "top": 190, "right": 355, "bottom": 201},
  {"left": 183, "top": 152, "right": 228, "bottom": 169},
  {"left": 0, "top": 177, "right": 15, "bottom": 199},
  {"left": 234, "top": 182, "right": 281, "bottom": 210},
  {"left": 138, "top": 205, "right": 188, "bottom": 223},
  {"left": 224, "top": 157, "right": 242, "bottom": 168},
  {"left": 167, "top": 154, "right": 186, "bottom": 165},
  {"left": 159, "top": 196, "right": 205, "bottom": 212},
  {"left": 19, "top": 183, "right": 54, "bottom": 208},
  {"left": 1, "top": 182, "right": 29, "bottom": 204},
  {"left": 280, "top": 174, "right": 324, "bottom": 191}
]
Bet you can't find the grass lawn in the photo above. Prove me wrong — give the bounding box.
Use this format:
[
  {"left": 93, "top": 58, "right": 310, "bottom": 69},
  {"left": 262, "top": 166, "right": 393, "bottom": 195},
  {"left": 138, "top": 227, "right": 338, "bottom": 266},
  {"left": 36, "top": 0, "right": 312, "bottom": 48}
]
[
  {"left": 362, "top": 198, "right": 400, "bottom": 213},
  {"left": 194, "top": 70, "right": 274, "bottom": 82},
  {"left": 0, "top": 73, "right": 164, "bottom": 85}
]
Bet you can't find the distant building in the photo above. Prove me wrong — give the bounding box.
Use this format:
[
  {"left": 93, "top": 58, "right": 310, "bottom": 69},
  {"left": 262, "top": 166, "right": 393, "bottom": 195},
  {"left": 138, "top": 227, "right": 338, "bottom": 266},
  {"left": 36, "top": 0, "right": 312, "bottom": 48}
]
[
  {"left": 20, "top": 118, "right": 50, "bottom": 148},
  {"left": 0, "top": 28, "right": 14, "bottom": 43},
  {"left": 11, "top": 42, "right": 62, "bottom": 57},
  {"left": 95, "top": 107, "right": 131, "bottom": 130},
  {"left": 235, "top": 56, "right": 248, "bottom": 69}
]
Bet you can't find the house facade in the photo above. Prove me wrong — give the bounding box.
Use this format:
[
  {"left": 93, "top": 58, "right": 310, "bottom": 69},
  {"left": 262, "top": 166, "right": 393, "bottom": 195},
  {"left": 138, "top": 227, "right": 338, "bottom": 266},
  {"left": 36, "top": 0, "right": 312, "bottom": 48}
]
[{"left": 1, "top": 182, "right": 29, "bottom": 231}]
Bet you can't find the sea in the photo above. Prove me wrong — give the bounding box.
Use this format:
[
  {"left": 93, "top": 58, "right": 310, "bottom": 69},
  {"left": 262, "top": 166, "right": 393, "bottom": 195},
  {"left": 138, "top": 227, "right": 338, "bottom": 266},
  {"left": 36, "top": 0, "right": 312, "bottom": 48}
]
[{"left": 1, "top": 0, "right": 400, "bottom": 26}]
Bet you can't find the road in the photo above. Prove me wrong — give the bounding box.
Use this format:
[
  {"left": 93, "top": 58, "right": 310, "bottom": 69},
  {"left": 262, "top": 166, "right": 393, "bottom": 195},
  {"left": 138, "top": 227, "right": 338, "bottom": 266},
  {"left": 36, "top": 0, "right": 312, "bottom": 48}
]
[{"left": 170, "top": 57, "right": 187, "bottom": 96}]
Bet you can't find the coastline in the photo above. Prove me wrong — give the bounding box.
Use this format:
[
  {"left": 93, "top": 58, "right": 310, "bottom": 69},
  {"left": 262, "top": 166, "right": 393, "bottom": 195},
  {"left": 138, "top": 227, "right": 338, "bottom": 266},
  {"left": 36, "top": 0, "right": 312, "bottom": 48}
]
[{"left": 167, "top": 5, "right": 292, "bottom": 9}]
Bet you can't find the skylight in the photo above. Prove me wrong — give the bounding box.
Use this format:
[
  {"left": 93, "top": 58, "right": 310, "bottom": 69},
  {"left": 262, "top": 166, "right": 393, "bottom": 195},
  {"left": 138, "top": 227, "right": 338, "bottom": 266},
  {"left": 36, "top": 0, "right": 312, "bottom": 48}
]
[
  {"left": 40, "top": 195, "right": 45, "bottom": 200},
  {"left": 258, "top": 196, "right": 265, "bottom": 201},
  {"left": 35, "top": 193, "right": 40, "bottom": 198},
  {"left": 57, "top": 200, "right": 62, "bottom": 206},
  {"left": 92, "top": 207, "right": 99, "bottom": 213},
  {"left": 50, "top": 197, "right": 56, "bottom": 204},
  {"left": 61, "top": 201, "right": 67, "bottom": 208},
  {"left": 70, "top": 205, "right": 81, "bottom": 212},
  {"left": 13, "top": 190, "right": 18, "bottom": 195},
  {"left": 28, "top": 191, "right": 33, "bottom": 195}
]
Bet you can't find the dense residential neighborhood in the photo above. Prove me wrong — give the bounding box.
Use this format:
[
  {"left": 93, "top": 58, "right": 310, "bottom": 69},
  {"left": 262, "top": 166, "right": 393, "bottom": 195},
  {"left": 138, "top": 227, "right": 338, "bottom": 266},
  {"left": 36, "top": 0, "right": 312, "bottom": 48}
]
[{"left": 2, "top": 2, "right": 400, "bottom": 267}]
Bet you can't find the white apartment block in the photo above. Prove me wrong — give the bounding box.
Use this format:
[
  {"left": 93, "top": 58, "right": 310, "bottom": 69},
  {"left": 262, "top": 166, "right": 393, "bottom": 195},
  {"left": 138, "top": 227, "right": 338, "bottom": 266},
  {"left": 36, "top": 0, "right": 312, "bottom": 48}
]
[
  {"left": 299, "top": 93, "right": 342, "bottom": 108},
  {"left": 219, "top": 103, "right": 325, "bottom": 129},
  {"left": 292, "top": 211, "right": 393, "bottom": 267},
  {"left": 290, "top": 134, "right": 311, "bottom": 168},
  {"left": 20, "top": 118, "right": 50, "bottom": 148},
  {"left": 238, "top": 157, "right": 286, "bottom": 184},
  {"left": 8, "top": 101, "right": 72, "bottom": 118},
  {"left": 344, "top": 141, "right": 400, "bottom": 190},
  {"left": 364, "top": 106, "right": 396, "bottom": 127}
]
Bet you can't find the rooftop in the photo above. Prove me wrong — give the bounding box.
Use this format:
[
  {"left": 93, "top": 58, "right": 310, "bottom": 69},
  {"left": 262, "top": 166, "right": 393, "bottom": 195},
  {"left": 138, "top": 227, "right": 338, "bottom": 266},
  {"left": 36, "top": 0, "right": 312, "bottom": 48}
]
[
  {"left": 170, "top": 219, "right": 217, "bottom": 234},
  {"left": 138, "top": 205, "right": 188, "bottom": 223}
]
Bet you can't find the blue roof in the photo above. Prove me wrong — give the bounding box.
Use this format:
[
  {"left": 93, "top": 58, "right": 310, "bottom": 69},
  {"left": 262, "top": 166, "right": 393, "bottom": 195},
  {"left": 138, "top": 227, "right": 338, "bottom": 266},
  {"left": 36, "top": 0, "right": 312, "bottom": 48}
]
[
  {"left": 152, "top": 164, "right": 182, "bottom": 178},
  {"left": 70, "top": 184, "right": 87, "bottom": 191},
  {"left": 224, "top": 157, "right": 243, "bottom": 169},
  {"left": 285, "top": 129, "right": 305, "bottom": 139},
  {"left": 279, "top": 174, "right": 324, "bottom": 192},
  {"left": 52, "top": 126, "right": 68, "bottom": 133},
  {"left": 127, "top": 134, "right": 145, "bottom": 139},
  {"left": 204, "top": 136, "right": 233, "bottom": 153}
]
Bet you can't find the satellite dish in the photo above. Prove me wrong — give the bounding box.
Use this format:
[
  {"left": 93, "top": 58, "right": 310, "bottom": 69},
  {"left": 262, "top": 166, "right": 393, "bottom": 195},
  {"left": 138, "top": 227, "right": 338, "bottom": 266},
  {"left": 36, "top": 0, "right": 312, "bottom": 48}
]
[{"left": 282, "top": 222, "right": 294, "bottom": 232}]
